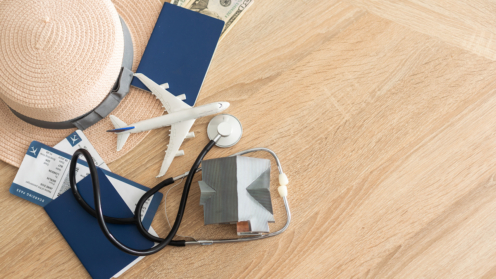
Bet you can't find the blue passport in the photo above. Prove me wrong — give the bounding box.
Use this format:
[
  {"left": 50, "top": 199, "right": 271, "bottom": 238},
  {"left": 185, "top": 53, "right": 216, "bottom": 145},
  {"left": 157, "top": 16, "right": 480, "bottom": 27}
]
[
  {"left": 44, "top": 168, "right": 159, "bottom": 279},
  {"left": 131, "top": 3, "right": 224, "bottom": 106}
]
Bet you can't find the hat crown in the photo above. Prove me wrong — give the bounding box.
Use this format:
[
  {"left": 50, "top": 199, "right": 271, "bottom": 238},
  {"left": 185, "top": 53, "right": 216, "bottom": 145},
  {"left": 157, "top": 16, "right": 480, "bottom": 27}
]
[{"left": 0, "top": 0, "right": 124, "bottom": 122}]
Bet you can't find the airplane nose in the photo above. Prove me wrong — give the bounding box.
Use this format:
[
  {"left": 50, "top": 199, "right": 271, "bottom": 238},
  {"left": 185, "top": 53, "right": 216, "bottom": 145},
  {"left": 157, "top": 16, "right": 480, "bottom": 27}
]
[{"left": 220, "top": 102, "right": 230, "bottom": 110}]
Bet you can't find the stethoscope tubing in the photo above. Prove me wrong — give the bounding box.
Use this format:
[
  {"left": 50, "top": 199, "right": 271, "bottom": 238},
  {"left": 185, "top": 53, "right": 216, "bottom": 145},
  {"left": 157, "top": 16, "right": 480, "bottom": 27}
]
[{"left": 70, "top": 143, "right": 291, "bottom": 254}]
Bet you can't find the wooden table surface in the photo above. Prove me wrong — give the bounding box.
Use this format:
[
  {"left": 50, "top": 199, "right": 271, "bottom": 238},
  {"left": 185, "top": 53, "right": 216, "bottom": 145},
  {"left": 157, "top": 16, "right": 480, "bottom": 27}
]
[{"left": 2, "top": 0, "right": 496, "bottom": 278}]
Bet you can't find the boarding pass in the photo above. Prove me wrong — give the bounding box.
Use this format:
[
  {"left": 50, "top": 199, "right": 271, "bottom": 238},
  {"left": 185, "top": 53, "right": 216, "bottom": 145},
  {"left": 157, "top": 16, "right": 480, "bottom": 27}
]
[{"left": 9, "top": 132, "right": 158, "bottom": 223}]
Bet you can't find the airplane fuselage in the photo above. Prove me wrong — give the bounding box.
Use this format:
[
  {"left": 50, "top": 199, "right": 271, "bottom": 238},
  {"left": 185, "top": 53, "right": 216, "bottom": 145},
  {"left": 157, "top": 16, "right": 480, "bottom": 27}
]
[{"left": 121, "top": 102, "right": 229, "bottom": 134}]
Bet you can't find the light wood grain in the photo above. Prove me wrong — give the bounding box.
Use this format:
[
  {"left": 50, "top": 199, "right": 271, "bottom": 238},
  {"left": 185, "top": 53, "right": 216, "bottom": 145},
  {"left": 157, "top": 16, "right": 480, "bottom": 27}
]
[{"left": 2, "top": 0, "right": 496, "bottom": 278}]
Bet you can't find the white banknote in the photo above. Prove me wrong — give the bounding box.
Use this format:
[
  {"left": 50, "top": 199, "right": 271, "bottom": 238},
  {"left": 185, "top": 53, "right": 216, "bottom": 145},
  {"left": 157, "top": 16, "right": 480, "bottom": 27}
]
[{"left": 170, "top": 0, "right": 192, "bottom": 7}]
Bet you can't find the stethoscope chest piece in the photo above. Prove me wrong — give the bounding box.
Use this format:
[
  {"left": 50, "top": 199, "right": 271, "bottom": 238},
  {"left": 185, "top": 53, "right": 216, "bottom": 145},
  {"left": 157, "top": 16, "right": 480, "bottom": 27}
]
[{"left": 207, "top": 114, "right": 243, "bottom": 147}]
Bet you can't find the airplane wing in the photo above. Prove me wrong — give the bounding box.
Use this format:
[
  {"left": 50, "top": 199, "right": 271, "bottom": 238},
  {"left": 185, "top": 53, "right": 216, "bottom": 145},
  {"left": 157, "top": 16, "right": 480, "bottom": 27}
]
[
  {"left": 134, "top": 73, "right": 191, "bottom": 113},
  {"left": 157, "top": 119, "right": 196, "bottom": 177}
]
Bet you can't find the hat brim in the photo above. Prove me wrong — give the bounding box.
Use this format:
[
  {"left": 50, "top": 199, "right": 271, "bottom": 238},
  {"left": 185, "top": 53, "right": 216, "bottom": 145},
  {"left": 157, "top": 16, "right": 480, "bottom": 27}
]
[{"left": 0, "top": 0, "right": 165, "bottom": 167}]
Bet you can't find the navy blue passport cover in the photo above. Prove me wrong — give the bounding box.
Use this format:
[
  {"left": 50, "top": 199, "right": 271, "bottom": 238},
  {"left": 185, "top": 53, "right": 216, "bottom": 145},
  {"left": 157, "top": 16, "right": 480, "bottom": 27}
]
[
  {"left": 131, "top": 3, "right": 224, "bottom": 106},
  {"left": 44, "top": 168, "right": 157, "bottom": 279}
]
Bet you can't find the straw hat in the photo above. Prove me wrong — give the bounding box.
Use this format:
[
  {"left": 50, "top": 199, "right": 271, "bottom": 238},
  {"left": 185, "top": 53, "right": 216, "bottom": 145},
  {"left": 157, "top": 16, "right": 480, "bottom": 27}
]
[{"left": 0, "top": 0, "right": 166, "bottom": 167}]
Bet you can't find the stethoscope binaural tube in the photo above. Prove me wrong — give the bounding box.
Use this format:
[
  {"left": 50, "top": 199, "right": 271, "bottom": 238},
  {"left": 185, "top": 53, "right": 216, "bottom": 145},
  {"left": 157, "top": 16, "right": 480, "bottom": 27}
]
[{"left": 69, "top": 139, "right": 217, "bottom": 256}]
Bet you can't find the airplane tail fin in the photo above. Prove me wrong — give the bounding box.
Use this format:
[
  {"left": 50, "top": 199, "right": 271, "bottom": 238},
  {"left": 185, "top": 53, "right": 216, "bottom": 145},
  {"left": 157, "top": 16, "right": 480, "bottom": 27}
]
[
  {"left": 109, "top": 115, "right": 131, "bottom": 151},
  {"left": 110, "top": 115, "right": 127, "bottom": 129}
]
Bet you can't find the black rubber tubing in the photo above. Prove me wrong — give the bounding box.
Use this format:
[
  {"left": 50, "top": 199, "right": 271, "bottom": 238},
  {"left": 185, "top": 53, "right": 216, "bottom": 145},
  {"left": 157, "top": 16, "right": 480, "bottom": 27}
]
[{"left": 69, "top": 139, "right": 217, "bottom": 256}]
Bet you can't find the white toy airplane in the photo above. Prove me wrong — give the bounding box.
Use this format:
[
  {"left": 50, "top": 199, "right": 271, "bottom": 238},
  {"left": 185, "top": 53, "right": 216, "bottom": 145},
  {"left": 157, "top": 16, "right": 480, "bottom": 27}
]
[{"left": 108, "top": 73, "right": 230, "bottom": 177}]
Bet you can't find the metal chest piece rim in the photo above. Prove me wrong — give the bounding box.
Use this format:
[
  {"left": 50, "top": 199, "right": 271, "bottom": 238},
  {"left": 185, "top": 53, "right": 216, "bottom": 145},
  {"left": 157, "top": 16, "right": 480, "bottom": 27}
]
[{"left": 207, "top": 114, "right": 243, "bottom": 148}]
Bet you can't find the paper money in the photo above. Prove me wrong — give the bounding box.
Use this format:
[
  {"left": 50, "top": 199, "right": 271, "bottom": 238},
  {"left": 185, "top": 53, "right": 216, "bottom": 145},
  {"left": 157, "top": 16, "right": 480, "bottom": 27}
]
[
  {"left": 170, "top": 0, "right": 192, "bottom": 7},
  {"left": 186, "top": 0, "right": 254, "bottom": 39}
]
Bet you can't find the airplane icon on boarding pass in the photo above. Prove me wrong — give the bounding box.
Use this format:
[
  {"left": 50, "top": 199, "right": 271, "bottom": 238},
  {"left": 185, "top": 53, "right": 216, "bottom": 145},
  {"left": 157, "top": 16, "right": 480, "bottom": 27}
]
[{"left": 70, "top": 135, "right": 79, "bottom": 144}]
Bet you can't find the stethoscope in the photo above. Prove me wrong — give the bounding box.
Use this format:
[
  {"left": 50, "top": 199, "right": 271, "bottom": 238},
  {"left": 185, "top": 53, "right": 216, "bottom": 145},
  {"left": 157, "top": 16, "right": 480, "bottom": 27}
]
[{"left": 69, "top": 114, "right": 291, "bottom": 256}]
